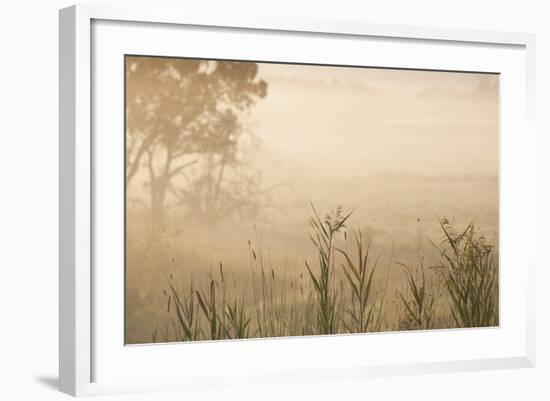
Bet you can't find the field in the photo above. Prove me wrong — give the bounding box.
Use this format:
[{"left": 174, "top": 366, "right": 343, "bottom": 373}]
[
  {"left": 125, "top": 175, "right": 499, "bottom": 343},
  {"left": 124, "top": 56, "right": 499, "bottom": 344}
]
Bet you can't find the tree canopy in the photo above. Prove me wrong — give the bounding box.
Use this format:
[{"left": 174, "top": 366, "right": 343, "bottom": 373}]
[{"left": 125, "top": 56, "right": 268, "bottom": 229}]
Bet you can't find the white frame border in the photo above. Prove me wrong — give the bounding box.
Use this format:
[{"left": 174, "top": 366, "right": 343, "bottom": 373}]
[{"left": 59, "top": 4, "right": 536, "bottom": 397}]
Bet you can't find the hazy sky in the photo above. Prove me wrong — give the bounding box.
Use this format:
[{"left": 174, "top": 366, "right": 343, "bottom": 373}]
[{"left": 252, "top": 62, "right": 499, "bottom": 178}]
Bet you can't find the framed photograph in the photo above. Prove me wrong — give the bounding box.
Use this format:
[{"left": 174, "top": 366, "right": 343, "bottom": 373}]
[{"left": 59, "top": 4, "right": 536, "bottom": 396}]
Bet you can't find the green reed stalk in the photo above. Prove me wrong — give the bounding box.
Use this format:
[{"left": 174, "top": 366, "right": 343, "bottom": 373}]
[
  {"left": 397, "top": 256, "right": 436, "bottom": 330},
  {"left": 336, "top": 229, "right": 378, "bottom": 333},
  {"left": 305, "top": 204, "right": 353, "bottom": 335},
  {"left": 433, "top": 218, "right": 498, "bottom": 328}
]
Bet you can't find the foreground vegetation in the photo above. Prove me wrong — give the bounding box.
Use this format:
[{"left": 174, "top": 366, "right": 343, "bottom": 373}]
[{"left": 151, "top": 205, "right": 499, "bottom": 343}]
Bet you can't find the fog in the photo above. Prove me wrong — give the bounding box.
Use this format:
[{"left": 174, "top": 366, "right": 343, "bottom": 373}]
[{"left": 125, "top": 57, "right": 499, "bottom": 344}]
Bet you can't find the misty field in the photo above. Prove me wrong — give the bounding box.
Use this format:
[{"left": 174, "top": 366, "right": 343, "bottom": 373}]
[
  {"left": 124, "top": 56, "right": 499, "bottom": 344},
  {"left": 126, "top": 182, "right": 499, "bottom": 343}
]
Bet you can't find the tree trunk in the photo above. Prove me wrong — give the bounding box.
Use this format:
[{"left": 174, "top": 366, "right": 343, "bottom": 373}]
[{"left": 150, "top": 176, "right": 168, "bottom": 232}]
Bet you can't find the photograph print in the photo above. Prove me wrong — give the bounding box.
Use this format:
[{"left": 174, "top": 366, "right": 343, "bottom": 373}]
[{"left": 125, "top": 55, "right": 499, "bottom": 344}]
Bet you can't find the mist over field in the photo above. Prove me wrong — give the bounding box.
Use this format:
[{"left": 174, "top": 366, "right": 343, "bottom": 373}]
[{"left": 125, "top": 57, "right": 499, "bottom": 344}]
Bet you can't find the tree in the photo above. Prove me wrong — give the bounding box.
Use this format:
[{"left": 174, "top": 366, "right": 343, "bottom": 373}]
[{"left": 125, "top": 56, "right": 267, "bottom": 230}]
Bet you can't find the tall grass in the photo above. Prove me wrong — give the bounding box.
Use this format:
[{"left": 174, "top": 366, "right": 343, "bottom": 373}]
[
  {"left": 336, "top": 230, "right": 380, "bottom": 332},
  {"left": 397, "top": 256, "right": 436, "bottom": 330},
  {"left": 157, "top": 209, "right": 499, "bottom": 342},
  {"left": 223, "top": 297, "right": 252, "bottom": 339},
  {"left": 248, "top": 231, "right": 284, "bottom": 337},
  {"left": 168, "top": 278, "right": 202, "bottom": 341},
  {"left": 432, "top": 218, "right": 499, "bottom": 327},
  {"left": 305, "top": 204, "right": 352, "bottom": 334}
]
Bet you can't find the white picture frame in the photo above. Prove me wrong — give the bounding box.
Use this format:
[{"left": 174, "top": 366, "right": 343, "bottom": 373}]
[{"left": 59, "top": 3, "right": 536, "bottom": 397}]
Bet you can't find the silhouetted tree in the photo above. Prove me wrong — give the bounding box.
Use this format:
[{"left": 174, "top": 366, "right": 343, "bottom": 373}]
[{"left": 125, "top": 57, "right": 267, "bottom": 230}]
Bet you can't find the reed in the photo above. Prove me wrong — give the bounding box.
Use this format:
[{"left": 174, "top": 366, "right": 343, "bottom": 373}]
[
  {"left": 195, "top": 278, "right": 223, "bottom": 340},
  {"left": 336, "top": 229, "right": 379, "bottom": 333},
  {"left": 305, "top": 204, "right": 352, "bottom": 335},
  {"left": 432, "top": 218, "right": 499, "bottom": 327},
  {"left": 223, "top": 297, "right": 252, "bottom": 339},
  {"left": 153, "top": 210, "right": 499, "bottom": 343},
  {"left": 166, "top": 276, "right": 202, "bottom": 341},
  {"left": 397, "top": 256, "right": 436, "bottom": 330}
]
